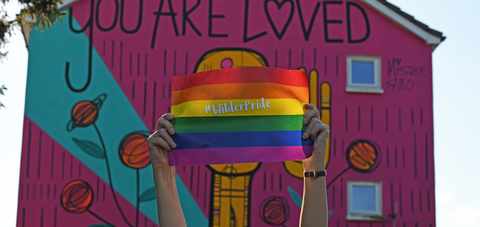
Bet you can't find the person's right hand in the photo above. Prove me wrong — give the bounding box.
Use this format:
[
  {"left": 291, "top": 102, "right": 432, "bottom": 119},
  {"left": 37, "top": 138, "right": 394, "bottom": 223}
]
[
  {"left": 301, "top": 104, "right": 329, "bottom": 172},
  {"left": 147, "top": 113, "right": 177, "bottom": 170}
]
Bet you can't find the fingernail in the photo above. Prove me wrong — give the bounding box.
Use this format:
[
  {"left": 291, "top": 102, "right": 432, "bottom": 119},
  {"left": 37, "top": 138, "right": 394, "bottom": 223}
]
[
  {"left": 169, "top": 128, "right": 175, "bottom": 134},
  {"left": 171, "top": 142, "right": 177, "bottom": 148},
  {"left": 303, "top": 132, "right": 308, "bottom": 138},
  {"left": 303, "top": 118, "right": 307, "bottom": 124}
]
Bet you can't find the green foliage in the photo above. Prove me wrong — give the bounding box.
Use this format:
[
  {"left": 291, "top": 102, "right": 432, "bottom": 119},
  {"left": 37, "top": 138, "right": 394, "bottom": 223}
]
[
  {"left": 0, "top": 10, "right": 11, "bottom": 58},
  {"left": 1, "top": 0, "right": 67, "bottom": 58},
  {"left": 0, "top": 85, "right": 5, "bottom": 109}
]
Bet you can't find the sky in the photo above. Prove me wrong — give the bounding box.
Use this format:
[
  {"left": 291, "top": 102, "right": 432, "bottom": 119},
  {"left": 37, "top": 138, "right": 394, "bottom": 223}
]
[{"left": 1, "top": 0, "right": 480, "bottom": 226}]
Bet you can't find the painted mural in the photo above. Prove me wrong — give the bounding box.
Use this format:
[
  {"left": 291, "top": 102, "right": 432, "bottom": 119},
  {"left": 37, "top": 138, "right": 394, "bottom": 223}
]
[{"left": 18, "top": 0, "right": 437, "bottom": 226}]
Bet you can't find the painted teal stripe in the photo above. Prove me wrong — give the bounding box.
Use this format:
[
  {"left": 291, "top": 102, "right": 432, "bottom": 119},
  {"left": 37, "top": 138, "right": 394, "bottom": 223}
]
[{"left": 25, "top": 11, "right": 206, "bottom": 226}]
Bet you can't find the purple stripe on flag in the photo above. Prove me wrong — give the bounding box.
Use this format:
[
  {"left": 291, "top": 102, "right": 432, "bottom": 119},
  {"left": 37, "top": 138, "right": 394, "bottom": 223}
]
[{"left": 168, "top": 145, "right": 313, "bottom": 166}]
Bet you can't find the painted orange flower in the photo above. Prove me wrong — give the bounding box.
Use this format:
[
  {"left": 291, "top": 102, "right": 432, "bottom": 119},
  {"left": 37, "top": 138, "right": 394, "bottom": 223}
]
[
  {"left": 67, "top": 94, "right": 107, "bottom": 131},
  {"left": 346, "top": 140, "right": 381, "bottom": 173},
  {"left": 61, "top": 180, "right": 94, "bottom": 213},
  {"left": 119, "top": 133, "right": 151, "bottom": 169},
  {"left": 261, "top": 197, "right": 289, "bottom": 226}
]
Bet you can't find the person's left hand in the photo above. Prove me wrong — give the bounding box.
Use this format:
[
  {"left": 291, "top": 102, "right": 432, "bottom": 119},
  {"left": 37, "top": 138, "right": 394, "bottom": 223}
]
[{"left": 301, "top": 104, "right": 330, "bottom": 171}]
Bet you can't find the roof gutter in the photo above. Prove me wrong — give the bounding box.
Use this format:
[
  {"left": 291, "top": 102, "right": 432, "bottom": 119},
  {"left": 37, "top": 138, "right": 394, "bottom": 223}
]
[{"left": 362, "top": 0, "right": 445, "bottom": 51}]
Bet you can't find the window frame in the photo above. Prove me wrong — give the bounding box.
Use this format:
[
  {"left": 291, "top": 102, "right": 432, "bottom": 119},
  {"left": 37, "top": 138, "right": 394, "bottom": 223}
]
[
  {"left": 346, "top": 55, "right": 383, "bottom": 94},
  {"left": 347, "top": 181, "right": 384, "bottom": 221}
]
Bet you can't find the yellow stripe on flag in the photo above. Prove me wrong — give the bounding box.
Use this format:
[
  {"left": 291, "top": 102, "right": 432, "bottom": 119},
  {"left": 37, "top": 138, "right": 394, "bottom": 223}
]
[{"left": 172, "top": 99, "right": 307, "bottom": 117}]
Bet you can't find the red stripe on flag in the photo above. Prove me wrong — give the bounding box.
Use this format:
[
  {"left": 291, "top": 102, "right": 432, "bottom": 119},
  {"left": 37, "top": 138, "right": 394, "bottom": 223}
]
[{"left": 172, "top": 67, "right": 308, "bottom": 91}]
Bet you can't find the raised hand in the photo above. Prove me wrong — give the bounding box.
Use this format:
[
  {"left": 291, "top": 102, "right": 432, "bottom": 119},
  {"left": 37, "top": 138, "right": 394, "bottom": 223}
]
[
  {"left": 148, "top": 114, "right": 188, "bottom": 227},
  {"left": 147, "top": 113, "right": 177, "bottom": 170},
  {"left": 301, "top": 104, "right": 330, "bottom": 172}
]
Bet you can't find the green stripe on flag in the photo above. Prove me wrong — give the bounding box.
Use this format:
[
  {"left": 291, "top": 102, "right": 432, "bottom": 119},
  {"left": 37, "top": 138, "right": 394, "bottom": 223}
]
[{"left": 171, "top": 115, "right": 307, "bottom": 133}]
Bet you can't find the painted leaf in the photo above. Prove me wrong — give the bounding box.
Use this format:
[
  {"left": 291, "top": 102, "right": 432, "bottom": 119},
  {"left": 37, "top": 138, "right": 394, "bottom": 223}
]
[
  {"left": 287, "top": 186, "right": 302, "bottom": 207},
  {"left": 72, "top": 138, "right": 105, "bottom": 159},
  {"left": 139, "top": 187, "right": 156, "bottom": 202},
  {"left": 328, "top": 211, "right": 333, "bottom": 218}
]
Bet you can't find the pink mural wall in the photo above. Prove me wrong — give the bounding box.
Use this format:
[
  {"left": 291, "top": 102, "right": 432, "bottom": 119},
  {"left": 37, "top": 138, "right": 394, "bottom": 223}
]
[{"left": 18, "top": 0, "right": 440, "bottom": 226}]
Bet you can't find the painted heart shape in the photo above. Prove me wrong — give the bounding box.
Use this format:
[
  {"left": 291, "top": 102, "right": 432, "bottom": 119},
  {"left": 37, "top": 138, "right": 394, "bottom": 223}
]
[{"left": 264, "top": 0, "right": 295, "bottom": 40}]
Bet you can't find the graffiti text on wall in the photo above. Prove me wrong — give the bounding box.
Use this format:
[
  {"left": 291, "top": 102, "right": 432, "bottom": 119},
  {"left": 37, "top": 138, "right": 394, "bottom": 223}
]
[{"left": 386, "top": 58, "right": 427, "bottom": 91}]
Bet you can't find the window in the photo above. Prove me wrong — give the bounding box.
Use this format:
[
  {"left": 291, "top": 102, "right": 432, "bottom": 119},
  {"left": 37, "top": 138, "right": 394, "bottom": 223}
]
[
  {"left": 346, "top": 56, "right": 383, "bottom": 93},
  {"left": 347, "top": 181, "right": 383, "bottom": 221}
]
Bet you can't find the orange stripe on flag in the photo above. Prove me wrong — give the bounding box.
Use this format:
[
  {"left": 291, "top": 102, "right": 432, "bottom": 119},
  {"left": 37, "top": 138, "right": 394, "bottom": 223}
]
[{"left": 172, "top": 83, "right": 309, "bottom": 106}]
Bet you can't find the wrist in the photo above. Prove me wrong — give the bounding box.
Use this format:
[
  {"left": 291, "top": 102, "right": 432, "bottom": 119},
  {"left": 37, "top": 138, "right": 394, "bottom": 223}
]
[
  {"left": 154, "top": 166, "right": 176, "bottom": 181},
  {"left": 303, "top": 157, "right": 325, "bottom": 172},
  {"left": 153, "top": 166, "right": 178, "bottom": 195}
]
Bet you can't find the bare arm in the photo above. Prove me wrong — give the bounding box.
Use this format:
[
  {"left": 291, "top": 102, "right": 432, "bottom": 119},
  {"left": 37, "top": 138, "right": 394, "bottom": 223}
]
[
  {"left": 148, "top": 107, "right": 329, "bottom": 227},
  {"left": 299, "top": 104, "right": 329, "bottom": 227},
  {"left": 147, "top": 113, "right": 187, "bottom": 227}
]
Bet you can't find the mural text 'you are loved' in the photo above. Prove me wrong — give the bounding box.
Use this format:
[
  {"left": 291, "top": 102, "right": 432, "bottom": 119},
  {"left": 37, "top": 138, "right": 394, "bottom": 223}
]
[{"left": 85, "top": 0, "right": 371, "bottom": 48}]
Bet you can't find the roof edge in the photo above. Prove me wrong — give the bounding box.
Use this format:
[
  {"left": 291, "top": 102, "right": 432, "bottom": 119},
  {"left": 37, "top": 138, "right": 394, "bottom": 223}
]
[
  {"left": 363, "top": 0, "right": 446, "bottom": 50},
  {"left": 58, "top": 0, "right": 78, "bottom": 9}
]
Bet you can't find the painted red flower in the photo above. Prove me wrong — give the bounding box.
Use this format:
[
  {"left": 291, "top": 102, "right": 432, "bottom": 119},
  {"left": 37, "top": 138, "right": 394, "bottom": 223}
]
[
  {"left": 61, "top": 180, "right": 94, "bottom": 213},
  {"left": 67, "top": 94, "right": 106, "bottom": 131},
  {"left": 261, "top": 197, "right": 289, "bottom": 226},
  {"left": 119, "top": 133, "right": 151, "bottom": 169},
  {"left": 346, "top": 140, "right": 381, "bottom": 173}
]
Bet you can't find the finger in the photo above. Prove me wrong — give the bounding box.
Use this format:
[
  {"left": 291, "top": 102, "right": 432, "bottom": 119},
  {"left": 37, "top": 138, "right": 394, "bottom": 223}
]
[
  {"left": 302, "top": 118, "right": 321, "bottom": 139},
  {"left": 303, "top": 119, "right": 323, "bottom": 140},
  {"left": 304, "top": 103, "right": 315, "bottom": 110},
  {"left": 309, "top": 121, "right": 329, "bottom": 140},
  {"left": 147, "top": 135, "right": 171, "bottom": 152},
  {"left": 156, "top": 117, "right": 176, "bottom": 135},
  {"left": 158, "top": 128, "right": 177, "bottom": 149},
  {"left": 314, "top": 130, "right": 330, "bottom": 151},
  {"left": 303, "top": 105, "right": 320, "bottom": 125},
  {"left": 161, "top": 113, "right": 176, "bottom": 121}
]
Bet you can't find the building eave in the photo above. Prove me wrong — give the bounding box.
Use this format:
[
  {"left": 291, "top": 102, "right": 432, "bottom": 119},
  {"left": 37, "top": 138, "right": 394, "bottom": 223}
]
[
  {"left": 362, "top": 0, "right": 446, "bottom": 51},
  {"left": 58, "top": 0, "right": 78, "bottom": 9}
]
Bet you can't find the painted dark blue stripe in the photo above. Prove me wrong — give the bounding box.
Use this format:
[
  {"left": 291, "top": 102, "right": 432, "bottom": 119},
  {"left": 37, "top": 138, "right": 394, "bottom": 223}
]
[{"left": 172, "top": 130, "right": 313, "bottom": 150}]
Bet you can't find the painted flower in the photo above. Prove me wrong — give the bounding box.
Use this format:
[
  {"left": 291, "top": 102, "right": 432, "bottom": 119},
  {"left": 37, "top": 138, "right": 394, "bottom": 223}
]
[
  {"left": 346, "top": 140, "right": 381, "bottom": 173},
  {"left": 67, "top": 94, "right": 107, "bottom": 131},
  {"left": 61, "top": 180, "right": 94, "bottom": 213},
  {"left": 119, "top": 133, "right": 151, "bottom": 169},
  {"left": 261, "top": 197, "right": 289, "bottom": 226}
]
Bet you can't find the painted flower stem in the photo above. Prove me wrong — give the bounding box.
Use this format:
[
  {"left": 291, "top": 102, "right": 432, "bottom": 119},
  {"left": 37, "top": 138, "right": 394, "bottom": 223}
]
[
  {"left": 136, "top": 169, "right": 140, "bottom": 227},
  {"left": 93, "top": 123, "right": 133, "bottom": 227},
  {"left": 326, "top": 167, "right": 350, "bottom": 189},
  {"left": 88, "top": 210, "right": 115, "bottom": 226}
]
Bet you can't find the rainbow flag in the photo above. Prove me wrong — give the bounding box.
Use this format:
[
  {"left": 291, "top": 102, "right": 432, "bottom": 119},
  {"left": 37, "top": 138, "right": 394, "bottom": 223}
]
[{"left": 169, "top": 67, "right": 313, "bottom": 166}]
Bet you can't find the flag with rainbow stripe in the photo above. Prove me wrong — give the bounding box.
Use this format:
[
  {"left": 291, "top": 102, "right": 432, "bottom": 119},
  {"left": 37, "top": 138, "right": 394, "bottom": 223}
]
[{"left": 169, "top": 67, "right": 314, "bottom": 166}]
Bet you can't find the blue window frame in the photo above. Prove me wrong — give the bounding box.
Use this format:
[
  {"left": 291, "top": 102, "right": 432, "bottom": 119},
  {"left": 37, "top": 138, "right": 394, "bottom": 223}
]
[
  {"left": 346, "top": 56, "right": 383, "bottom": 94},
  {"left": 347, "top": 181, "right": 383, "bottom": 221}
]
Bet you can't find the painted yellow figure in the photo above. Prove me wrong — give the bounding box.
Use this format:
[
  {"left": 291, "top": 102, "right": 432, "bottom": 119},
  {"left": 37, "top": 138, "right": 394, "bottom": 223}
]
[
  {"left": 195, "top": 51, "right": 331, "bottom": 226},
  {"left": 195, "top": 49, "right": 267, "bottom": 227},
  {"left": 284, "top": 67, "right": 331, "bottom": 178},
  {"left": 194, "top": 49, "right": 268, "bottom": 72}
]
